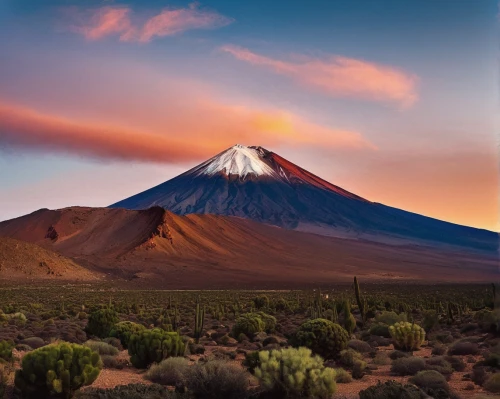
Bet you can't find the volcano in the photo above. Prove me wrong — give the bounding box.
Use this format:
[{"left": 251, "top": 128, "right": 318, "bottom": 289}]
[{"left": 111, "top": 144, "right": 497, "bottom": 252}]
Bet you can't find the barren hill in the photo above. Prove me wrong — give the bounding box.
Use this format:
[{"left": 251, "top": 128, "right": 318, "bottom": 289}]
[
  {"left": 0, "top": 237, "right": 98, "bottom": 281},
  {"left": 0, "top": 206, "right": 497, "bottom": 288}
]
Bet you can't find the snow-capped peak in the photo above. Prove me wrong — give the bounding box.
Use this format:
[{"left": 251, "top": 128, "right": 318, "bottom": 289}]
[{"left": 196, "top": 144, "right": 278, "bottom": 178}]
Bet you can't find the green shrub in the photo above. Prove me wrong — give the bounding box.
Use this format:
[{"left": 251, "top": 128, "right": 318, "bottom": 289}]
[
  {"left": 86, "top": 309, "right": 118, "bottom": 339},
  {"left": 372, "top": 352, "right": 391, "bottom": 365},
  {"left": 352, "top": 359, "right": 367, "bottom": 380},
  {"left": 375, "top": 311, "right": 407, "bottom": 326},
  {"left": 254, "top": 295, "right": 270, "bottom": 309},
  {"left": 144, "top": 357, "right": 189, "bottom": 386},
  {"left": 255, "top": 347, "right": 336, "bottom": 399},
  {"left": 232, "top": 313, "right": 265, "bottom": 338},
  {"left": 109, "top": 321, "right": 145, "bottom": 349},
  {"left": 391, "top": 356, "right": 426, "bottom": 376},
  {"left": 274, "top": 298, "right": 289, "bottom": 311},
  {"left": 359, "top": 380, "right": 424, "bottom": 399},
  {"left": 484, "top": 373, "right": 500, "bottom": 393},
  {"left": 409, "top": 370, "right": 450, "bottom": 398},
  {"left": 185, "top": 359, "right": 249, "bottom": 399},
  {"left": 14, "top": 342, "right": 102, "bottom": 398},
  {"left": 291, "top": 318, "right": 349, "bottom": 359},
  {"left": 84, "top": 340, "right": 119, "bottom": 356},
  {"left": 389, "top": 322, "right": 425, "bottom": 351},
  {"left": 369, "top": 323, "right": 391, "bottom": 338},
  {"left": 339, "top": 349, "right": 362, "bottom": 367},
  {"left": 256, "top": 312, "right": 277, "bottom": 333},
  {"left": 128, "top": 328, "right": 185, "bottom": 369},
  {"left": 334, "top": 368, "right": 352, "bottom": 383},
  {"left": 243, "top": 350, "right": 264, "bottom": 374},
  {"left": 100, "top": 355, "right": 121, "bottom": 369},
  {"left": 0, "top": 340, "right": 14, "bottom": 362}
]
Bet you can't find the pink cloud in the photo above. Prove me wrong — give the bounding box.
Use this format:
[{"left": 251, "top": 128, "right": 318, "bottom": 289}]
[
  {"left": 69, "top": 3, "right": 233, "bottom": 42},
  {"left": 0, "top": 97, "right": 373, "bottom": 164},
  {"left": 220, "top": 45, "right": 419, "bottom": 107}
]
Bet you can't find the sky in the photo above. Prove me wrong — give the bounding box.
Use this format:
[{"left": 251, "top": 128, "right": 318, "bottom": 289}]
[{"left": 0, "top": 0, "right": 498, "bottom": 231}]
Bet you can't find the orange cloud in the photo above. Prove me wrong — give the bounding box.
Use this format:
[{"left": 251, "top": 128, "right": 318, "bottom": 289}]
[
  {"left": 221, "top": 45, "right": 418, "bottom": 107},
  {"left": 69, "top": 4, "right": 233, "bottom": 42},
  {"left": 0, "top": 99, "right": 373, "bottom": 164}
]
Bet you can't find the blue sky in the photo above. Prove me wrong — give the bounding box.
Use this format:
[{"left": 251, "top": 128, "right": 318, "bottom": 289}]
[{"left": 0, "top": 0, "right": 498, "bottom": 230}]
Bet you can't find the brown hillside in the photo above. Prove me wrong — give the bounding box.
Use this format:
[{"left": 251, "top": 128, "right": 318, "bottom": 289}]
[
  {"left": 0, "top": 237, "right": 98, "bottom": 281},
  {"left": 0, "top": 207, "right": 497, "bottom": 288}
]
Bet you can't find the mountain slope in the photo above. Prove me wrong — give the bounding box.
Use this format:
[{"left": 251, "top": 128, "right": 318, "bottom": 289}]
[
  {"left": 111, "top": 145, "right": 498, "bottom": 252},
  {"left": 0, "top": 207, "right": 497, "bottom": 288},
  {"left": 0, "top": 237, "right": 97, "bottom": 281}
]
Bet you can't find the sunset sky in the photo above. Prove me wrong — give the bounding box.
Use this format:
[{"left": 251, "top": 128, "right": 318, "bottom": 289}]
[{"left": 0, "top": 0, "right": 498, "bottom": 231}]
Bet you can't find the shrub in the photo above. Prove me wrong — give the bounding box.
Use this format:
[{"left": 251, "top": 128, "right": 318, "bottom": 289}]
[
  {"left": 369, "top": 323, "right": 391, "bottom": 338},
  {"left": 243, "top": 350, "right": 264, "bottom": 374},
  {"left": 254, "top": 295, "right": 270, "bottom": 309},
  {"left": 359, "top": 380, "right": 424, "bottom": 399},
  {"left": 109, "top": 321, "right": 145, "bottom": 349},
  {"left": 14, "top": 342, "right": 102, "bottom": 398},
  {"left": 84, "top": 340, "right": 119, "bottom": 356},
  {"left": 185, "top": 359, "right": 249, "bottom": 399},
  {"left": 21, "top": 337, "right": 45, "bottom": 350},
  {"left": 391, "top": 356, "right": 426, "bottom": 376},
  {"left": 256, "top": 312, "right": 277, "bottom": 333},
  {"left": 484, "top": 373, "right": 500, "bottom": 393},
  {"left": 425, "top": 357, "right": 453, "bottom": 377},
  {"left": 447, "top": 342, "right": 479, "bottom": 356},
  {"left": 389, "top": 322, "right": 425, "bottom": 351},
  {"left": 103, "top": 337, "right": 122, "bottom": 350},
  {"left": 232, "top": 313, "right": 265, "bottom": 338},
  {"left": 410, "top": 370, "right": 450, "bottom": 398},
  {"left": 0, "top": 340, "right": 13, "bottom": 362},
  {"left": 372, "top": 352, "right": 391, "bottom": 365},
  {"left": 291, "top": 318, "right": 349, "bottom": 359},
  {"left": 390, "top": 350, "right": 410, "bottom": 360},
  {"left": 339, "top": 349, "right": 362, "bottom": 367},
  {"left": 274, "top": 298, "right": 289, "bottom": 311},
  {"left": 74, "top": 383, "right": 185, "bottom": 399},
  {"left": 101, "top": 355, "right": 121, "bottom": 369},
  {"left": 443, "top": 356, "right": 466, "bottom": 372},
  {"left": 431, "top": 344, "right": 447, "bottom": 356},
  {"left": 128, "top": 328, "right": 185, "bottom": 369},
  {"left": 144, "top": 357, "right": 189, "bottom": 386},
  {"left": 254, "top": 347, "right": 336, "bottom": 399},
  {"left": 348, "top": 339, "right": 372, "bottom": 353},
  {"left": 352, "top": 359, "right": 367, "bottom": 379},
  {"left": 334, "top": 368, "right": 352, "bottom": 383},
  {"left": 86, "top": 308, "right": 118, "bottom": 338}
]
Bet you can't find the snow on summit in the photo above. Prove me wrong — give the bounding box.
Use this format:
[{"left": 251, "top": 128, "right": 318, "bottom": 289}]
[{"left": 196, "top": 144, "right": 277, "bottom": 178}]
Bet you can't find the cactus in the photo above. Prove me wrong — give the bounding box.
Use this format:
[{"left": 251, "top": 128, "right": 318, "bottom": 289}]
[
  {"left": 128, "top": 328, "right": 185, "bottom": 369},
  {"left": 86, "top": 308, "right": 118, "bottom": 338},
  {"left": 194, "top": 296, "right": 205, "bottom": 344},
  {"left": 291, "top": 318, "right": 349, "bottom": 359},
  {"left": 109, "top": 321, "right": 146, "bottom": 349},
  {"left": 253, "top": 295, "right": 270, "bottom": 310},
  {"left": 254, "top": 347, "right": 336, "bottom": 399},
  {"left": 255, "top": 312, "right": 277, "bottom": 333},
  {"left": 14, "top": 342, "right": 102, "bottom": 399},
  {"left": 354, "top": 276, "right": 366, "bottom": 323},
  {"left": 389, "top": 322, "right": 426, "bottom": 351},
  {"left": 232, "top": 313, "right": 265, "bottom": 338},
  {"left": 343, "top": 300, "right": 356, "bottom": 335}
]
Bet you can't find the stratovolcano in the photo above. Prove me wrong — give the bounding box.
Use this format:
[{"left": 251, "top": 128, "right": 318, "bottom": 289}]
[{"left": 111, "top": 144, "right": 497, "bottom": 252}]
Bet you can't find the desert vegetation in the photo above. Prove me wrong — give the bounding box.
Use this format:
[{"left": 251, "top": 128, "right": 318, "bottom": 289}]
[{"left": 0, "top": 281, "right": 496, "bottom": 398}]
